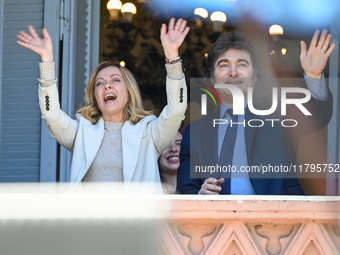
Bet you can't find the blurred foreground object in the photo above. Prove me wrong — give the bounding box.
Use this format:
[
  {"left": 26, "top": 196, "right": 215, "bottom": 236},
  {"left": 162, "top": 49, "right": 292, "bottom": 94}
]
[{"left": 0, "top": 183, "right": 169, "bottom": 255}]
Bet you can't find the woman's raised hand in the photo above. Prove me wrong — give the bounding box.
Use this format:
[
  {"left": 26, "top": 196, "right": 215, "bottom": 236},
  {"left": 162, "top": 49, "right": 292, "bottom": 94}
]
[
  {"left": 17, "top": 25, "right": 53, "bottom": 62},
  {"left": 160, "top": 18, "right": 190, "bottom": 59}
]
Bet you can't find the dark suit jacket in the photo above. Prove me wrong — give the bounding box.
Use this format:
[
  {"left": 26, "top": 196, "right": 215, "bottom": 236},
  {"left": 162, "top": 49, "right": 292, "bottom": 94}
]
[{"left": 177, "top": 91, "right": 333, "bottom": 195}]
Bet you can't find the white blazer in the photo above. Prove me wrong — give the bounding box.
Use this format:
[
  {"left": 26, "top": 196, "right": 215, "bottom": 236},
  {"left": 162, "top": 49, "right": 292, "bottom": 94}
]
[{"left": 38, "top": 75, "right": 187, "bottom": 188}]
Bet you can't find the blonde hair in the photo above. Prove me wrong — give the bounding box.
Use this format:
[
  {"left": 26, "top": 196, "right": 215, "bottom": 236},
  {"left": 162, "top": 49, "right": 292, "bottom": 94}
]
[{"left": 76, "top": 61, "right": 151, "bottom": 124}]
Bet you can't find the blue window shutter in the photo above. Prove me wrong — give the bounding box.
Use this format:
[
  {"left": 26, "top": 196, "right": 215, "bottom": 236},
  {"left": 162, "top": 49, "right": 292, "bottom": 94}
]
[
  {"left": 0, "top": 0, "right": 61, "bottom": 182},
  {"left": 0, "top": 0, "right": 44, "bottom": 182}
]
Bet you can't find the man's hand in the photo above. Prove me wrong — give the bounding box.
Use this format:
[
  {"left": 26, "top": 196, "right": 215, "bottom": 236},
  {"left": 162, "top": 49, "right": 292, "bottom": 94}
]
[
  {"left": 17, "top": 25, "right": 53, "bottom": 62},
  {"left": 300, "top": 29, "right": 335, "bottom": 79},
  {"left": 160, "top": 18, "right": 190, "bottom": 60},
  {"left": 200, "top": 178, "right": 225, "bottom": 195}
]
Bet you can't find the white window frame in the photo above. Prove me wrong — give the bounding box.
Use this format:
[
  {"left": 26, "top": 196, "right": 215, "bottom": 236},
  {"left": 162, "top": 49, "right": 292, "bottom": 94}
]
[
  {"left": 58, "top": 0, "right": 99, "bottom": 181},
  {"left": 327, "top": 17, "right": 340, "bottom": 195},
  {"left": 39, "top": 0, "right": 61, "bottom": 181}
]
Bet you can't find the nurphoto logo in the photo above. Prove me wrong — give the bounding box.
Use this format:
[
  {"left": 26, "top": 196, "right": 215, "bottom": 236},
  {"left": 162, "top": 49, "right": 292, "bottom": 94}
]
[{"left": 198, "top": 82, "right": 312, "bottom": 128}]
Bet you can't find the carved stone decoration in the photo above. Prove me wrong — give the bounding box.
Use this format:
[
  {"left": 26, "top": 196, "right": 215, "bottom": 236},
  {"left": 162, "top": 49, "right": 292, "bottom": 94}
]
[
  {"left": 176, "top": 223, "right": 219, "bottom": 255},
  {"left": 206, "top": 223, "right": 263, "bottom": 255},
  {"left": 223, "top": 240, "right": 244, "bottom": 255},
  {"left": 332, "top": 225, "right": 340, "bottom": 237},
  {"left": 285, "top": 223, "right": 340, "bottom": 255},
  {"left": 301, "top": 240, "right": 322, "bottom": 255},
  {"left": 254, "top": 224, "right": 294, "bottom": 255},
  {"left": 323, "top": 224, "right": 340, "bottom": 252},
  {"left": 158, "top": 198, "right": 340, "bottom": 255}
]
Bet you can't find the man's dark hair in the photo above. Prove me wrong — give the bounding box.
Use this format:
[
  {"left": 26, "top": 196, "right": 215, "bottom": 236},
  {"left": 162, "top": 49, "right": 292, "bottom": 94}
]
[{"left": 204, "top": 32, "right": 258, "bottom": 78}]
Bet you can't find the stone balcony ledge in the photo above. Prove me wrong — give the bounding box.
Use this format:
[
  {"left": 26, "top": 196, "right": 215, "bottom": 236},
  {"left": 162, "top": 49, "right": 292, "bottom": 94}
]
[
  {"left": 160, "top": 196, "right": 340, "bottom": 255},
  {"left": 161, "top": 195, "right": 340, "bottom": 222}
]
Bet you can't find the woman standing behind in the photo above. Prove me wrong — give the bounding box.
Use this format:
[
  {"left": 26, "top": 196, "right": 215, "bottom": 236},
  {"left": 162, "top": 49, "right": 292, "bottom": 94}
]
[
  {"left": 158, "top": 130, "right": 183, "bottom": 194},
  {"left": 16, "top": 18, "right": 189, "bottom": 191}
]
